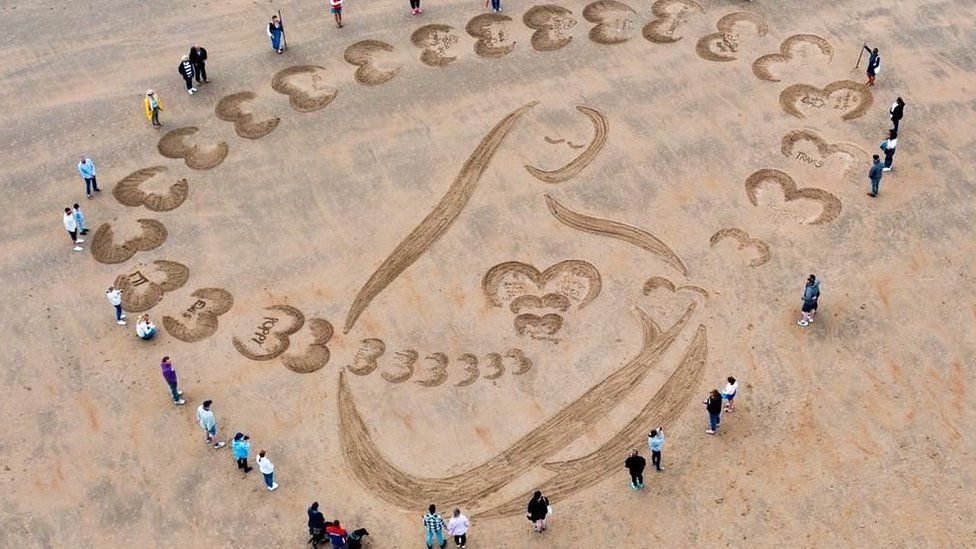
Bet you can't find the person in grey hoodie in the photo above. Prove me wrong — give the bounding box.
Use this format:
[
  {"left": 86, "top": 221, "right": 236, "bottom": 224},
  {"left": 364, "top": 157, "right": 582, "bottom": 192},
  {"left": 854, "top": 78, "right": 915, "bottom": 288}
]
[
  {"left": 196, "top": 400, "right": 226, "bottom": 449},
  {"left": 797, "top": 274, "right": 821, "bottom": 327},
  {"left": 868, "top": 155, "right": 884, "bottom": 197}
]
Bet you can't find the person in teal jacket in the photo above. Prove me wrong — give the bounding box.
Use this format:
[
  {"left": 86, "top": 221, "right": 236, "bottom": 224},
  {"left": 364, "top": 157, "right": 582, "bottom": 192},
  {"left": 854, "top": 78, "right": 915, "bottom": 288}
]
[{"left": 232, "top": 433, "right": 253, "bottom": 472}]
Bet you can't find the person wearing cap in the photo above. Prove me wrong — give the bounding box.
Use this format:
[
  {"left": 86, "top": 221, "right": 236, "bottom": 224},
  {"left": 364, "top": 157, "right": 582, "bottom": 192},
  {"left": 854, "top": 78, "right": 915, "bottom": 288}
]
[
  {"left": 77, "top": 156, "right": 99, "bottom": 199},
  {"left": 188, "top": 45, "right": 208, "bottom": 83},
  {"left": 178, "top": 55, "right": 196, "bottom": 94},
  {"left": 144, "top": 90, "right": 163, "bottom": 129}
]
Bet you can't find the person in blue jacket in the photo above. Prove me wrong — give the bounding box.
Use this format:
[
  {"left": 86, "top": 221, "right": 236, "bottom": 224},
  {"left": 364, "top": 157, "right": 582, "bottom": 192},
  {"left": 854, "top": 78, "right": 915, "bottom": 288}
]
[
  {"left": 268, "top": 15, "right": 285, "bottom": 54},
  {"left": 232, "top": 433, "right": 253, "bottom": 472}
]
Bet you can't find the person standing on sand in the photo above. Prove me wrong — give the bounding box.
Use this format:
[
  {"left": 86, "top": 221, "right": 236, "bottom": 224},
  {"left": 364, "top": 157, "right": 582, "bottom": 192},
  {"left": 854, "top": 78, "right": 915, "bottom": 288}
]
[
  {"left": 526, "top": 491, "right": 550, "bottom": 532},
  {"left": 268, "top": 15, "right": 285, "bottom": 53},
  {"left": 423, "top": 504, "right": 447, "bottom": 549},
  {"left": 308, "top": 501, "right": 328, "bottom": 548},
  {"left": 178, "top": 55, "right": 197, "bottom": 95},
  {"left": 106, "top": 286, "right": 126, "bottom": 325},
  {"left": 863, "top": 45, "right": 881, "bottom": 86},
  {"left": 257, "top": 450, "right": 278, "bottom": 490},
  {"left": 722, "top": 377, "right": 738, "bottom": 412},
  {"left": 144, "top": 90, "right": 163, "bottom": 129},
  {"left": 63, "top": 207, "right": 84, "bottom": 252},
  {"left": 447, "top": 508, "right": 470, "bottom": 549},
  {"left": 232, "top": 433, "right": 253, "bottom": 472},
  {"left": 409, "top": 0, "right": 423, "bottom": 15},
  {"left": 77, "top": 156, "right": 99, "bottom": 199},
  {"left": 797, "top": 274, "right": 821, "bottom": 327},
  {"left": 868, "top": 154, "right": 884, "bottom": 197},
  {"left": 704, "top": 389, "right": 722, "bottom": 434},
  {"left": 159, "top": 356, "right": 186, "bottom": 405},
  {"left": 880, "top": 129, "right": 898, "bottom": 172},
  {"left": 647, "top": 427, "right": 665, "bottom": 471},
  {"left": 330, "top": 0, "right": 344, "bottom": 28},
  {"left": 489, "top": 0, "right": 502, "bottom": 13},
  {"left": 188, "top": 45, "right": 209, "bottom": 84},
  {"left": 196, "top": 400, "right": 226, "bottom": 449},
  {"left": 72, "top": 204, "right": 88, "bottom": 235},
  {"left": 624, "top": 449, "right": 647, "bottom": 490},
  {"left": 889, "top": 97, "right": 905, "bottom": 132}
]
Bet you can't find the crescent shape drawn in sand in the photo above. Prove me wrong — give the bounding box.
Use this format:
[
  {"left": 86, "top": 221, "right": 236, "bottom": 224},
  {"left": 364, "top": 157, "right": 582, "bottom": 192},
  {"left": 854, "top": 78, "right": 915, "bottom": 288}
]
[
  {"left": 343, "top": 102, "right": 538, "bottom": 334},
  {"left": 524, "top": 106, "right": 608, "bottom": 183},
  {"left": 337, "top": 303, "right": 695, "bottom": 510}
]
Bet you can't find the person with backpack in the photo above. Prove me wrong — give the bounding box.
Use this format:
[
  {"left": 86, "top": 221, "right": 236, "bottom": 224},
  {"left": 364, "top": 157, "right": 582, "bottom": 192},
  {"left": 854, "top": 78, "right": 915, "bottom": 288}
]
[
  {"left": 624, "top": 449, "right": 647, "bottom": 490},
  {"left": 797, "top": 274, "right": 821, "bottom": 327}
]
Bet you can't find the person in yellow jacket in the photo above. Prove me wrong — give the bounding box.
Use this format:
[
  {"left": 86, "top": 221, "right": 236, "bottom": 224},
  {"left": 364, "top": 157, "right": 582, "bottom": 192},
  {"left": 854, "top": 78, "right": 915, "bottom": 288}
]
[{"left": 144, "top": 90, "right": 163, "bottom": 129}]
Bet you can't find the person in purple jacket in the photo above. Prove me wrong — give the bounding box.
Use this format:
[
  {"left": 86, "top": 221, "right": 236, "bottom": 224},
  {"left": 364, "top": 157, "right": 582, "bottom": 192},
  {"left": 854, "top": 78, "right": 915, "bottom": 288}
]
[{"left": 160, "top": 356, "right": 186, "bottom": 405}]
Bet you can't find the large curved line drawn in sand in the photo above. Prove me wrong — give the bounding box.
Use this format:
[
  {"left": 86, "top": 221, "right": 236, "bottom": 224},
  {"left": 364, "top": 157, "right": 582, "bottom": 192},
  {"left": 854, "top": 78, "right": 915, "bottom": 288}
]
[
  {"left": 545, "top": 194, "right": 688, "bottom": 275},
  {"left": 338, "top": 304, "right": 695, "bottom": 509},
  {"left": 343, "top": 102, "right": 538, "bottom": 334},
  {"left": 524, "top": 106, "right": 608, "bottom": 183},
  {"left": 475, "top": 324, "right": 707, "bottom": 518}
]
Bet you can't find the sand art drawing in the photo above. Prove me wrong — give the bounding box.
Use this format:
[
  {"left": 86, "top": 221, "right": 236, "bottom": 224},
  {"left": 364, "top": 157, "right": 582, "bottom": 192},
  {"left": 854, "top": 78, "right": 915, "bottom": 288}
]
[
  {"left": 343, "top": 102, "right": 538, "bottom": 334},
  {"left": 114, "top": 260, "right": 190, "bottom": 313},
  {"left": 411, "top": 24, "right": 461, "bottom": 67},
  {"left": 280, "top": 318, "right": 334, "bottom": 374},
  {"left": 745, "top": 169, "right": 842, "bottom": 225},
  {"left": 271, "top": 65, "right": 338, "bottom": 113},
  {"left": 641, "top": 276, "right": 709, "bottom": 300},
  {"left": 466, "top": 14, "right": 517, "bottom": 58},
  {"left": 642, "top": 0, "right": 703, "bottom": 44},
  {"left": 232, "top": 305, "right": 306, "bottom": 361},
  {"left": 348, "top": 339, "right": 532, "bottom": 386},
  {"left": 381, "top": 349, "right": 419, "bottom": 383},
  {"left": 752, "top": 34, "right": 833, "bottom": 82},
  {"left": 343, "top": 40, "right": 402, "bottom": 86},
  {"left": 781, "top": 129, "right": 865, "bottom": 179},
  {"left": 544, "top": 194, "right": 688, "bottom": 275},
  {"left": 162, "top": 288, "right": 234, "bottom": 343},
  {"left": 338, "top": 304, "right": 696, "bottom": 511},
  {"left": 779, "top": 80, "right": 873, "bottom": 121},
  {"left": 157, "top": 127, "right": 229, "bottom": 170},
  {"left": 695, "top": 11, "right": 769, "bottom": 62},
  {"left": 89, "top": 218, "right": 167, "bottom": 265},
  {"left": 523, "top": 5, "right": 577, "bottom": 52},
  {"left": 112, "top": 166, "right": 189, "bottom": 212},
  {"left": 709, "top": 228, "right": 772, "bottom": 267},
  {"left": 483, "top": 260, "right": 601, "bottom": 341},
  {"left": 583, "top": 0, "right": 638, "bottom": 45},
  {"left": 525, "top": 106, "right": 608, "bottom": 183},
  {"left": 215, "top": 92, "right": 281, "bottom": 139}
]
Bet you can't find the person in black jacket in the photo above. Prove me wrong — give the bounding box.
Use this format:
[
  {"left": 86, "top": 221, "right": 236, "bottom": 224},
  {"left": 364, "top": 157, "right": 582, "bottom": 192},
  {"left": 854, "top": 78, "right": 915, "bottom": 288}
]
[
  {"left": 863, "top": 45, "right": 881, "bottom": 86},
  {"left": 526, "top": 491, "right": 550, "bottom": 533},
  {"left": 307, "top": 502, "right": 327, "bottom": 548},
  {"left": 189, "top": 45, "right": 208, "bottom": 83},
  {"left": 624, "top": 449, "right": 647, "bottom": 490},
  {"left": 889, "top": 97, "right": 905, "bottom": 132},
  {"left": 704, "top": 390, "right": 722, "bottom": 434},
  {"left": 178, "top": 55, "right": 196, "bottom": 94}
]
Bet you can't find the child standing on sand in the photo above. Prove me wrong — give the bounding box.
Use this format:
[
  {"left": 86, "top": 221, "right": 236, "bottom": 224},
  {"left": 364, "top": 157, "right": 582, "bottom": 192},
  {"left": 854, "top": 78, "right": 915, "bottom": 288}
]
[{"left": 330, "top": 0, "right": 344, "bottom": 28}]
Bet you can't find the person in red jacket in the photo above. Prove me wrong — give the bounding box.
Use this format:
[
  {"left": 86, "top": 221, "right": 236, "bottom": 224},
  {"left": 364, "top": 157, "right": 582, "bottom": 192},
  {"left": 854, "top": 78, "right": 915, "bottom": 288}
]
[{"left": 326, "top": 520, "right": 348, "bottom": 548}]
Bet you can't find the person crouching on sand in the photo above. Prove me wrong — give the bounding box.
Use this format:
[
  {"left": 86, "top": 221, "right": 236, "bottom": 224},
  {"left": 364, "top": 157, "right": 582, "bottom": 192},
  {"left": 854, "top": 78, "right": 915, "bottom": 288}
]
[{"left": 136, "top": 314, "right": 157, "bottom": 339}]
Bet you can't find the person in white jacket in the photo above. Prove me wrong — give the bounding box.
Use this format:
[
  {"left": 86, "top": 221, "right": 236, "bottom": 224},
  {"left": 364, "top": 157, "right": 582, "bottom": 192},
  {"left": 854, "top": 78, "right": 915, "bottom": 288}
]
[
  {"left": 106, "top": 286, "right": 126, "bottom": 325},
  {"left": 446, "top": 508, "right": 470, "bottom": 549},
  {"left": 63, "top": 207, "right": 84, "bottom": 252},
  {"left": 257, "top": 450, "right": 278, "bottom": 491}
]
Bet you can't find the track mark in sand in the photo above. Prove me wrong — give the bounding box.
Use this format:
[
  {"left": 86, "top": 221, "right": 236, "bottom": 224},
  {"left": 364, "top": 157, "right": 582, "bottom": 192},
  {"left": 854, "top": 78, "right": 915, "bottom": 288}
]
[
  {"left": 545, "top": 194, "right": 687, "bottom": 275},
  {"left": 381, "top": 349, "right": 419, "bottom": 383},
  {"left": 525, "top": 106, "right": 608, "bottom": 184},
  {"left": 343, "top": 102, "right": 537, "bottom": 334},
  {"left": 583, "top": 0, "right": 637, "bottom": 45},
  {"left": 642, "top": 0, "right": 703, "bottom": 44},
  {"left": 231, "top": 305, "right": 305, "bottom": 361},
  {"left": 162, "top": 288, "right": 234, "bottom": 343},
  {"left": 781, "top": 129, "right": 865, "bottom": 179},
  {"left": 415, "top": 353, "right": 450, "bottom": 387},
  {"left": 114, "top": 260, "right": 189, "bottom": 312},
  {"left": 476, "top": 325, "right": 707, "bottom": 518},
  {"left": 90, "top": 219, "right": 167, "bottom": 264},
  {"left": 745, "top": 169, "right": 842, "bottom": 225},
  {"left": 779, "top": 80, "right": 873, "bottom": 121},
  {"left": 411, "top": 24, "right": 461, "bottom": 67},
  {"left": 695, "top": 12, "right": 768, "bottom": 62},
  {"left": 709, "top": 228, "right": 771, "bottom": 267},
  {"left": 752, "top": 34, "right": 833, "bottom": 82},
  {"left": 157, "top": 127, "right": 229, "bottom": 170},
  {"left": 348, "top": 338, "right": 387, "bottom": 375},
  {"left": 215, "top": 92, "right": 280, "bottom": 139},
  {"left": 466, "top": 14, "right": 516, "bottom": 58},
  {"left": 271, "top": 65, "right": 338, "bottom": 112},
  {"left": 642, "top": 276, "right": 708, "bottom": 299},
  {"left": 344, "top": 40, "right": 402, "bottom": 86},
  {"left": 281, "top": 318, "right": 334, "bottom": 374},
  {"left": 112, "top": 166, "right": 188, "bottom": 211},
  {"left": 337, "top": 304, "right": 695, "bottom": 510},
  {"left": 523, "top": 5, "right": 577, "bottom": 52}
]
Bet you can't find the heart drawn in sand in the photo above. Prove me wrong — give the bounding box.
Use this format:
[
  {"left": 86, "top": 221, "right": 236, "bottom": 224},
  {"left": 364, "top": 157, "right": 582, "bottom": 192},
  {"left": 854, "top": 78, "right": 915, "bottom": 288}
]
[
  {"left": 744, "top": 169, "right": 842, "bottom": 225},
  {"left": 232, "top": 305, "right": 306, "bottom": 361},
  {"left": 162, "top": 287, "right": 234, "bottom": 343},
  {"left": 271, "top": 65, "right": 338, "bottom": 113}
]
